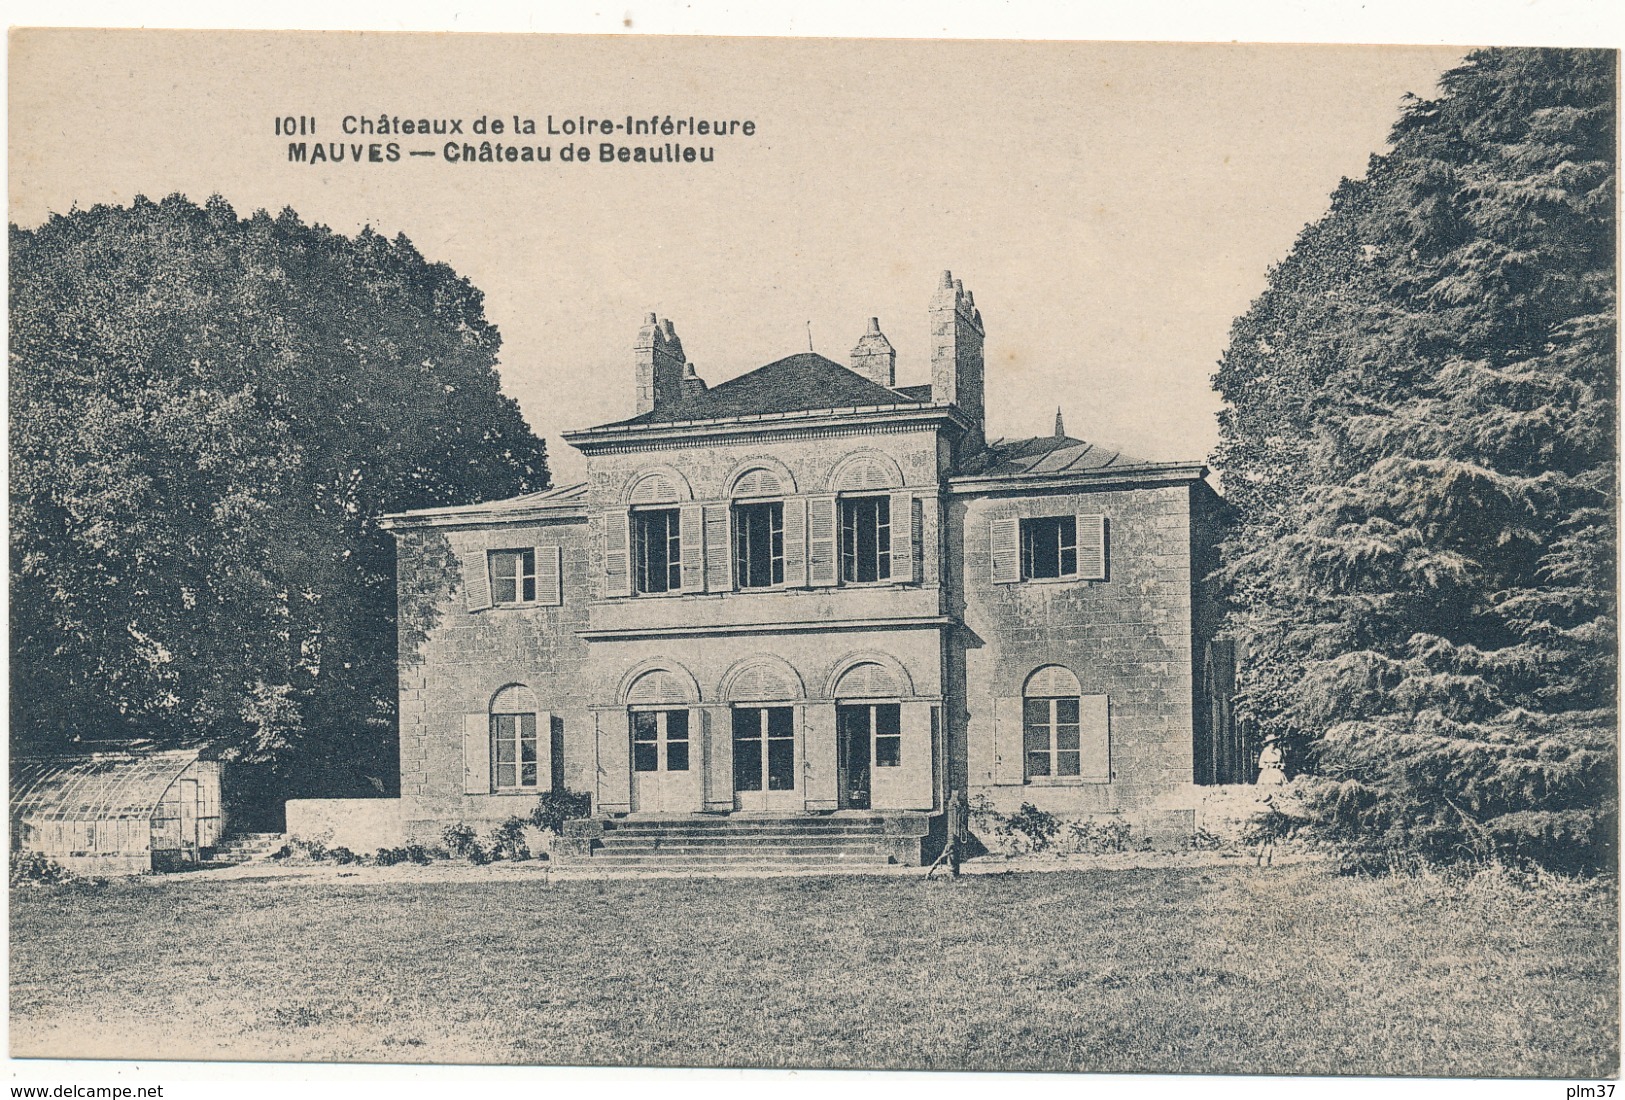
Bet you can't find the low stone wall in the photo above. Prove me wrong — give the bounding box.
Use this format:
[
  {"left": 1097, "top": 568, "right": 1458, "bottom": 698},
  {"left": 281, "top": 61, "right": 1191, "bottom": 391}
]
[{"left": 285, "top": 798, "right": 404, "bottom": 851}]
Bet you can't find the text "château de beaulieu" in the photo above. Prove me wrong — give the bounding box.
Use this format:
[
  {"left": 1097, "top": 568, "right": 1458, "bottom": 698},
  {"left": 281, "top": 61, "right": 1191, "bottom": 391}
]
[{"left": 282, "top": 113, "right": 756, "bottom": 166}]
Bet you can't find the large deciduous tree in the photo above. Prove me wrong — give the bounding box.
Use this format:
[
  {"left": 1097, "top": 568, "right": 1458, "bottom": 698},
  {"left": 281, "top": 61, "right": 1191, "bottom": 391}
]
[
  {"left": 11, "top": 194, "right": 549, "bottom": 800},
  {"left": 1212, "top": 48, "right": 1616, "bottom": 872}
]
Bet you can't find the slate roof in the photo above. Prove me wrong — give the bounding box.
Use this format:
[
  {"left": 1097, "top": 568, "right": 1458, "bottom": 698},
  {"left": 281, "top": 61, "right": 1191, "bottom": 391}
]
[
  {"left": 605, "top": 353, "right": 928, "bottom": 427},
  {"left": 957, "top": 434, "right": 1157, "bottom": 478},
  {"left": 379, "top": 482, "right": 586, "bottom": 526}
]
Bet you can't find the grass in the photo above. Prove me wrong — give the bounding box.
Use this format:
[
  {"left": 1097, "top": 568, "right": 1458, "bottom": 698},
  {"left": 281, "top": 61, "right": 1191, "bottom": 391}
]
[{"left": 9, "top": 862, "right": 1618, "bottom": 1075}]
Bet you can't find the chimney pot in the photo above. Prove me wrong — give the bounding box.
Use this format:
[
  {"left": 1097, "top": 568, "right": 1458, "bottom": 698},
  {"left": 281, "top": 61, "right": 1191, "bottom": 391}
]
[{"left": 867, "top": 317, "right": 881, "bottom": 334}]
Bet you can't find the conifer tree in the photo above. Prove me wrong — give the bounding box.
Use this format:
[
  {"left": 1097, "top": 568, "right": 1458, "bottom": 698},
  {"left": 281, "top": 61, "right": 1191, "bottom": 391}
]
[{"left": 1213, "top": 49, "right": 1616, "bottom": 871}]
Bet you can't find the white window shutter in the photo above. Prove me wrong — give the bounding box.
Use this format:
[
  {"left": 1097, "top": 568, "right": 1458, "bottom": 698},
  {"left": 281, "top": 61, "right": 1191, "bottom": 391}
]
[
  {"left": 897, "top": 700, "right": 935, "bottom": 809},
  {"left": 990, "top": 518, "right": 1021, "bottom": 584},
  {"left": 703, "top": 503, "right": 732, "bottom": 591},
  {"left": 992, "top": 696, "right": 1026, "bottom": 785},
  {"left": 1077, "top": 513, "right": 1107, "bottom": 580},
  {"left": 1080, "top": 694, "right": 1111, "bottom": 780},
  {"left": 604, "top": 512, "right": 632, "bottom": 597},
  {"left": 782, "top": 497, "right": 808, "bottom": 587},
  {"left": 462, "top": 713, "right": 491, "bottom": 794},
  {"left": 535, "top": 545, "right": 562, "bottom": 606},
  {"left": 596, "top": 710, "right": 633, "bottom": 814},
  {"left": 889, "top": 491, "right": 915, "bottom": 583},
  {"left": 680, "top": 504, "right": 706, "bottom": 592},
  {"left": 913, "top": 498, "right": 925, "bottom": 582},
  {"left": 463, "top": 546, "right": 492, "bottom": 611},
  {"left": 808, "top": 494, "right": 838, "bottom": 587}
]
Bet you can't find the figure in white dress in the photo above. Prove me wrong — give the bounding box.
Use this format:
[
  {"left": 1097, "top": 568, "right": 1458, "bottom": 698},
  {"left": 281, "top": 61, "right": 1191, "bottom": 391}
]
[{"left": 1256, "top": 737, "right": 1286, "bottom": 786}]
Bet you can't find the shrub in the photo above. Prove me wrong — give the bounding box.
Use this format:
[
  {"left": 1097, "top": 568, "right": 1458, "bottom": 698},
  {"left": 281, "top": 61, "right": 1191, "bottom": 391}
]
[
  {"left": 329, "top": 846, "right": 358, "bottom": 865},
  {"left": 485, "top": 817, "right": 530, "bottom": 862},
  {"left": 11, "top": 850, "right": 72, "bottom": 886},
  {"left": 287, "top": 835, "right": 330, "bottom": 862},
  {"left": 402, "top": 843, "right": 433, "bottom": 866},
  {"left": 1001, "top": 803, "right": 1062, "bottom": 853},
  {"left": 464, "top": 842, "right": 491, "bottom": 866},
  {"left": 1068, "top": 817, "right": 1134, "bottom": 854},
  {"left": 529, "top": 790, "right": 592, "bottom": 834},
  {"left": 440, "top": 823, "right": 478, "bottom": 859},
  {"left": 374, "top": 847, "right": 400, "bottom": 867}
]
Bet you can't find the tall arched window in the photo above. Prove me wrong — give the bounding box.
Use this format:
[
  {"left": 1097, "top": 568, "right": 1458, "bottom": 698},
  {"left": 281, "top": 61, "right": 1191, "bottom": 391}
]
[
  {"left": 490, "top": 684, "right": 540, "bottom": 790},
  {"left": 1022, "top": 665, "right": 1083, "bottom": 780}
]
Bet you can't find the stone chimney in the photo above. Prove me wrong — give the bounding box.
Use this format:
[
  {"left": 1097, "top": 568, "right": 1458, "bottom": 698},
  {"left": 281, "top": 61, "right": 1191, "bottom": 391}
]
[
  {"left": 634, "top": 313, "right": 692, "bottom": 415},
  {"left": 929, "top": 270, "right": 986, "bottom": 446},
  {"left": 849, "top": 317, "right": 896, "bottom": 388}
]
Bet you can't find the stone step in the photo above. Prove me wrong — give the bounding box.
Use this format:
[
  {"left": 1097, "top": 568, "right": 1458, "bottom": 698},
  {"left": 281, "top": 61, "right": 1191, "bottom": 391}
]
[
  {"left": 605, "top": 813, "right": 891, "bottom": 826},
  {"left": 585, "top": 851, "right": 895, "bottom": 868},
  {"left": 603, "top": 821, "right": 890, "bottom": 837},
  {"left": 601, "top": 838, "right": 890, "bottom": 851},
  {"left": 597, "top": 841, "right": 890, "bottom": 856}
]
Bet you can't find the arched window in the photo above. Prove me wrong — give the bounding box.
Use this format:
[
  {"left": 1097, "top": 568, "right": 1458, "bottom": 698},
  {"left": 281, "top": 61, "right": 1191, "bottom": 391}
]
[
  {"left": 490, "top": 685, "right": 539, "bottom": 790},
  {"left": 1022, "top": 665, "right": 1083, "bottom": 780},
  {"left": 731, "top": 468, "right": 787, "bottom": 589}
]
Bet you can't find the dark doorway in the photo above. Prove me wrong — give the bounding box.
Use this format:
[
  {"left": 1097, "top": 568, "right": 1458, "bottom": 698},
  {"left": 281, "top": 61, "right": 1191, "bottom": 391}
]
[{"left": 837, "top": 705, "right": 873, "bottom": 809}]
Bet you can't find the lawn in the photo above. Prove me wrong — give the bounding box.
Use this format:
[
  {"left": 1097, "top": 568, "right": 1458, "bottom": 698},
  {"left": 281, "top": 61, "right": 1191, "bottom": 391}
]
[{"left": 9, "top": 861, "right": 1618, "bottom": 1075}]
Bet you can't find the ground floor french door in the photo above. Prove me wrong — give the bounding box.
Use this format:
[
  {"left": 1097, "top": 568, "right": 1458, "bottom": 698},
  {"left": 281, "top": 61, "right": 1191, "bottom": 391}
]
[
  {"left": 837, "top": 702, "right": 901, "bottom": 810},
  {"left": 631, "top": 708, "right": 694, "bottom": 813},
  {"left": 732, "top": 705, "right": 799, "bottom": 812}
]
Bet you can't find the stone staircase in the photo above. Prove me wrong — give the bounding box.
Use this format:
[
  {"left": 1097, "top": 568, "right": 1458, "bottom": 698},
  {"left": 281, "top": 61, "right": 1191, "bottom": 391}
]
[
  {"left": 556, "top": 812, "right": 934, "bottom": 874},
  {"left": 209, "top": 831, "right": 286, "bottom": 865}
]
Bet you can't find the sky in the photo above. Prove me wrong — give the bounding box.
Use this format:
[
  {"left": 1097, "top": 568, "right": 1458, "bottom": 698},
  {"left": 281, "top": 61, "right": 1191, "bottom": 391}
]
[{"left": 9, "top": 32, "right": 1467, "bottom": 486}]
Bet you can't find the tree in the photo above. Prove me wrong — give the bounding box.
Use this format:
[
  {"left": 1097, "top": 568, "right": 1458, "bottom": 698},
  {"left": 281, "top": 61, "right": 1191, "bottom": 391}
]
[
  {"left": 1212, "top": 49, "right": 1616, "bottom": 872},
  {"left": 10, "top": 194, "right": 549, "bottom": 801}
]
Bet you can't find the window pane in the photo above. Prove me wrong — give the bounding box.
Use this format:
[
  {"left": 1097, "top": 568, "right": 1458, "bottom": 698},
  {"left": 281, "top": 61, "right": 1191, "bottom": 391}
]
[
  {"left": 666, "top": 710, "right": 689, "bottom": 740},
  {"left": 633, "top": 712, "right": 658, "bottom": 740},
  {"left": 856, "top": 501, "right": 877, "bottom": 582},
  {"left": 495, "top": 736, "right": 517, "bottom": 764},
  {"left": 522, "top": 575, "right": 537, "bottom": 602},
  {"left": 1055, "top": 698, "right": 1079, "bottom": 724},
  {"left": 521, "top": 762, "right": 539, "bottom": 786},
  {"left": 1024, "top": 719, "right": 1048, "bottom": 755},
  {"left": 1027, "top": 751, "right": 1051, "bottom": 777},
  {"left": 1057, "top": 724, "right": 1080, "bottom": 751},
  {"left": 1057, "top": 751, "right": 1081, "bottom": 777},
  {"left": 767, "top": 706, "right": 794, "bottom": 739},
  {"left": 492, "top": 551, "right": 518, "bottom": 603},
  {"left": 633, "top": 742, "right": 658, "bottom": 772},
  {"left": 736, "top": 503, "right": 782, "bottom": 589},
  {"left": 1023, "top": 517, "right": 1064, "bottom": 579},
  {"left": 520, "top": 735, "right": 538, "bottom": 763},
  {"left": 1060, "top": 545, "right": 1077, "bottom": 577},
  {"left": 875, "top": 497, "right": 891, "bottom": 580},
  {"left": 875, "top": 734, "right": 901, "bottom": 768},
  {"left": 1024, "top": 698, "right": 1049, "bottom": 726},
  {"left": 874, "top": 704, "right": 901, "bottom": 737},
  {"left": 733, "top": 709, "right": 764, "bottom": 791},
  {"left": 497, "top": 763, "right": 518, "bottom": 788},
  {"left": 666, "top": 741, "right": 690, "bottom": 771},
  {"left": 635, "top": 510, "right": 678, "bottom": 593},
  {"left": 767, "top": 737, "right": 796, "bottom": 789}
]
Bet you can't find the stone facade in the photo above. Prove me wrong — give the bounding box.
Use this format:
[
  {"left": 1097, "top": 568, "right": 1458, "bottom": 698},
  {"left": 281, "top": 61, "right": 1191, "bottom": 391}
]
[{"left": 382, "top": 271, "right": 1241, "bottom": 850}]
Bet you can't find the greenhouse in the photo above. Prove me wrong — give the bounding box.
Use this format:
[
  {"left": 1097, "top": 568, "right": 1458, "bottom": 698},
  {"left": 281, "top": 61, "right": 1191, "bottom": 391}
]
[{"left": 11, "top": 743, "right": 225, "bottom": 874}]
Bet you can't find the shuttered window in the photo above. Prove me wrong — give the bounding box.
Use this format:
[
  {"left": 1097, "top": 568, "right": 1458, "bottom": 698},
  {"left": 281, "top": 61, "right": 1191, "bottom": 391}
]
[
  {"left": 993, "top": 513, "right": 1108, "bottom": 583},
  {"left": 734, "top": 501, "right": 785, "bottom": 588},
  {"left": 633, "top": 508, "right": 682, "bottom": 594},
  {"left": 840, "top": 496, "right": 891, "bottom": 583},
  {"left": 489, "top": 549, "right": 536, "bottom": 604}
]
